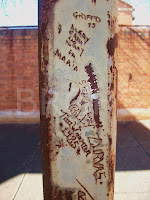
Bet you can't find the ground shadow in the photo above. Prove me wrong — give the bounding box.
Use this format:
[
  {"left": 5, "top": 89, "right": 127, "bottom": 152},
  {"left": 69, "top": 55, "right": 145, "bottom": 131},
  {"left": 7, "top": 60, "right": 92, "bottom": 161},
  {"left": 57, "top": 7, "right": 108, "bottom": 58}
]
[
  {"left": 116, "top": 120, "right": 150, "bottom": 171},
  {"left": 0, "top": 118, "right": 150, "bottom": 184},
  {"left": 0, "top": 123, "right": 42, "bottom": 183}
]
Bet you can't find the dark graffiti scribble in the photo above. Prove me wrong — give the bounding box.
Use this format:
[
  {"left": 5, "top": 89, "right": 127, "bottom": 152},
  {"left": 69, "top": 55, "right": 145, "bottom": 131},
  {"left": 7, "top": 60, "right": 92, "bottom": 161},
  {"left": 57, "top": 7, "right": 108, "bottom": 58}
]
[
  {"left": 54, "top": 49, "right": 78, "bottom": 71},
  {"left": 69, "top": 104, "right": 80, "bottom": 117},
  {"left": 53, "top": 188, "right": 75, "bottom": 200},
  {"left": 85, "top": 63, "right": 99, "bottom": 94},
  {"left": 70, "top": 89, "right": 80, "bottom": 104},
  {"left": 55, "top": 138, "right": 67, "bottom": 155},
  {"left": 80, "top": 98, "right": 88, "bottom": 106},
  {"left": 76, "top": 147, "right": 81, "bottom": 155},
  {"left": 78, "top": 190, "right": 86, "bottom": 200},
  {"left": 75, "top": 178, "right": 95, "bottom": 200},
  {"left": 63, "top": 117, "right": 73, "bottom": 126},
  {"left": 93, "top": 99, "right": 101, "bottom": 128},
  {"left": 58, "top": 78, "right": 98, "bottom": 156},
  {"left": 69, "top": 49, "right": 76, "bottom": 58},
  {"left": 92, "top": 0, "right": 96, "bottom": 4},
  {"left": 85, "top": 63, "right": 101, "bottom": 128},
  {"left": 60, "top": 109, "right": 69, "bottom": 117},
  {"left": 69, "top": 24, "right": 90, "bottom": 45},
  {"left": 73, "top": 12, "right": 101, "bottom": 23},
  {"left": 88, "top": 134, "right": 106, "bottom": 184},
  {"left": 59, "top": 110, "right": 91, "bottom": 156},
  {"left": 65, "top": 23, "right": 91, "bottom": 58},
  {"left": 56, "top": 139, "right": 67, "bottom": 149},
  {"left": 58, "top": 24, "right": 62, "bottom": 34},
  {"left": 88, "top": 23, "right": 96, "bottom": 28},
  {"left": 69, "top": 82, "right": 72, "bottom": 92}
]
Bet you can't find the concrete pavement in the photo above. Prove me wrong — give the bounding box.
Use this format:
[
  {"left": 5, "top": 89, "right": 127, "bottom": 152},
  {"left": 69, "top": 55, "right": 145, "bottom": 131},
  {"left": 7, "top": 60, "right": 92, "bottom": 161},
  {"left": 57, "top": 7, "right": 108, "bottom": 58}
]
[{"left": 0, "top": 121, "right": 150, "bottom": 200}]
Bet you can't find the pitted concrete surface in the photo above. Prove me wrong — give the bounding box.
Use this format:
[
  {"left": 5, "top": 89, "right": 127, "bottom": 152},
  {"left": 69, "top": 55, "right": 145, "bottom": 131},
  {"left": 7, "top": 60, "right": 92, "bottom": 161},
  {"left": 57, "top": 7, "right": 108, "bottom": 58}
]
[{"left": 0, "top": 121, "right": 150, "bottom": 200}]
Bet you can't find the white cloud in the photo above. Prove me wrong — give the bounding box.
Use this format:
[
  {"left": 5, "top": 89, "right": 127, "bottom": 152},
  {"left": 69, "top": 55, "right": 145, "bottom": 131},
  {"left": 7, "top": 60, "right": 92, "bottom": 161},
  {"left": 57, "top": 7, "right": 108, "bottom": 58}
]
[{"left": 0, "top": 0, "right": 38, "bottom": 26}]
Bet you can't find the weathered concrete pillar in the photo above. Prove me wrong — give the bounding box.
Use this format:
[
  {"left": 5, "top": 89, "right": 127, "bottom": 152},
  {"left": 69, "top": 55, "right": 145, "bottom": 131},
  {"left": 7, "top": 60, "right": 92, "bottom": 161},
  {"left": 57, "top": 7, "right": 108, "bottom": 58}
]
[{"left": 39, "top": 0, "right": 118, "bottom": 199}]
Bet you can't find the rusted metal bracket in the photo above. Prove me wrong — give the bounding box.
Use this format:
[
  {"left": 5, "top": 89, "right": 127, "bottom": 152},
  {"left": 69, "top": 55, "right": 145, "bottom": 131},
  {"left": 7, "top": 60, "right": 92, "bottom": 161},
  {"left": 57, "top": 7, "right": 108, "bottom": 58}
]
[{"left": 39, "top": 0, "right": 118, "bottom": 199}]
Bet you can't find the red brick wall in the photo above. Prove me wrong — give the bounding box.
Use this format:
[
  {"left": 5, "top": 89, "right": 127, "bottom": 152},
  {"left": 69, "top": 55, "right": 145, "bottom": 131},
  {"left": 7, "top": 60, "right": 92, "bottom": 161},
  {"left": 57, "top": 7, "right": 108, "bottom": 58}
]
[
  {"left": 0, "top": 26, "right": 149, "bottom": 113},
  {"left": 0, "top": 27, "right": 39, "bottom": 111},
  {"left": 117, "top": 26, "right": 150, "bottom": 109}
]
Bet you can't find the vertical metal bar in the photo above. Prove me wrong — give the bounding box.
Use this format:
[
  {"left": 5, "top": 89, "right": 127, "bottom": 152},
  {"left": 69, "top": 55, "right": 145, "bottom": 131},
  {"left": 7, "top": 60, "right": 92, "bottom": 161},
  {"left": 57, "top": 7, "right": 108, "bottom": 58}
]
[{"left": 39, "top": 0, "right": 118, "bottom": 199}]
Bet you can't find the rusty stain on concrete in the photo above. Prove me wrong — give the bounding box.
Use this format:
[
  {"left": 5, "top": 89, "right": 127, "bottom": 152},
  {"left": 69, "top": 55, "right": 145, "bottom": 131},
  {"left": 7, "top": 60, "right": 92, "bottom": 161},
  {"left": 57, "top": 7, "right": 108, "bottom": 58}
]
[
  {"left": 92, "top": 0, "right": 96, "bottom": 4},
  {"left": 107, "top": 34, "right": 118, "bottom": 56}
]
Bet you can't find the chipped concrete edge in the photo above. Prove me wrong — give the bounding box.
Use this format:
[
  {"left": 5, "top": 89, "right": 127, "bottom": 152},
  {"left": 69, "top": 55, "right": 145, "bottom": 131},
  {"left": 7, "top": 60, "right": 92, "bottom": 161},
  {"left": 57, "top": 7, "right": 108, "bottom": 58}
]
[
  {"left": 0, "top": 109, "right": 149, "bottom": 123},
  {"left": 0, "top": 111, "right": 40, "bottom": 123}
]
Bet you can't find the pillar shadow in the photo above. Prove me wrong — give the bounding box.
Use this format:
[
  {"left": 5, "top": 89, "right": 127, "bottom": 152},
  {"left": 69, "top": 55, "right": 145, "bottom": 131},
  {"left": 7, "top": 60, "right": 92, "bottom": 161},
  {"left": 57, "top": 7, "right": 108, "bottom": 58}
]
[
  {"left": 116, "top": 101, "right": 150, "bottom": 171},
  {"left": 0, "top": 123, "right": 42, "bottom": 183},
  {"left": 0, "top": 106, "right": 150, "bottom": 183}
]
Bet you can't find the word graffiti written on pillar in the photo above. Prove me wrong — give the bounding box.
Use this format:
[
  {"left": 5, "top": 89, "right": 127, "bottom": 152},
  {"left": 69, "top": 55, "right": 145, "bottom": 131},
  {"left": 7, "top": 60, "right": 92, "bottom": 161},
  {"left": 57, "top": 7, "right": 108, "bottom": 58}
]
[{"left": 55, "top": 64, "right": 106, "bottom": 185}]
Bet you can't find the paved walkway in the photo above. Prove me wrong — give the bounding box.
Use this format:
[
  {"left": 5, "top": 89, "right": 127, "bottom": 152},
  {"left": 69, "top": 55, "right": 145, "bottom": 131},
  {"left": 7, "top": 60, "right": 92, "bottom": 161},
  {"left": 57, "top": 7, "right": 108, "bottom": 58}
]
[{"left": 0, "top": 121, "right": 150, "bottom": 200}]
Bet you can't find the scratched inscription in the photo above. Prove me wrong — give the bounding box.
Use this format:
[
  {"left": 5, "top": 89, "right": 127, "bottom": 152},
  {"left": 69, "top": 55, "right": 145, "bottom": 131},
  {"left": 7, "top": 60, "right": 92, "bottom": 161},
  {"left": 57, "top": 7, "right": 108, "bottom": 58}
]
[
  {"left": 54, "top": 49, "right": 78, "bottom": 71},
  {"left": 54, "top": 8, "right": 107, "bottom": 187},
  {"left": 88, "top": 134, "right": 106, "bottom": 184},
  {"left": 66, "top": 24, "right": 90, "bottom": 57},
  {"left": 58, "top": 79, "right": 96, "bottom": 156},
  {"left": 78, "top": 190, "right": 87, "bottom": 200},
  {"left": 76, "top": 178, "right": 95, "bottom": 200},
  {"left": 56, "top": 68, "right": 106, "bottom": 184},
  {"left": 54, "top": 24, "right": 91, "bottom": 72},
  {"left": 73, "top": 12, "right": 101, "bottom": 23},
  {"left": 73, "top": 12, "right": 101, "bottom": 28}
]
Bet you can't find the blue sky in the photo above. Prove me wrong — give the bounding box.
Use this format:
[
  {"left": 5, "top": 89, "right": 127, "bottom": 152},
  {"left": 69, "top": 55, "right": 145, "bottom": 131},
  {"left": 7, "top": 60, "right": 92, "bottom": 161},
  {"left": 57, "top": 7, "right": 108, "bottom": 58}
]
[{"left": 0, "top": 0, "right": 149, "bottom": 26}]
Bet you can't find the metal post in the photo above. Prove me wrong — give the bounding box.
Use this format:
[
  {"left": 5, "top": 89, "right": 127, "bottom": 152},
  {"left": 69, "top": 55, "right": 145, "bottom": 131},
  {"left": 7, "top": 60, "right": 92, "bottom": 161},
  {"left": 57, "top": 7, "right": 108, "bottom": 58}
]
[{"left": 39, "top": 0, "right": 118, "bottom": 199}]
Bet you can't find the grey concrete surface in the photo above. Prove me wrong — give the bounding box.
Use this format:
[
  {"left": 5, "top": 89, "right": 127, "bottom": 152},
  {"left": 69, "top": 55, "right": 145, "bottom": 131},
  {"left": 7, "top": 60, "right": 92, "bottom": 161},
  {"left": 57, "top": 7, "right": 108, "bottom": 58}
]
[{"left": 0, "top": 121, "right": 150, "bottom": 200}]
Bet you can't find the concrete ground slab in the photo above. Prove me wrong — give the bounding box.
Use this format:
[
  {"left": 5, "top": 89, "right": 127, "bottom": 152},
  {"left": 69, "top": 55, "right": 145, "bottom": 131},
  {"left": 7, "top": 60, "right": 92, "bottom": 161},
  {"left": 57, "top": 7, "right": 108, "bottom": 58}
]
[
  {"left": 115, "top": 170, "right": 150, "bottom": 193},
  {"left": 114, "top": 193, "right": 150, "bottom": 200},
  {"left": 14, "top": 146, "right": 43, "bottom": 200},
  {"left": 14, "top": 173, "right": 43, "bottom": 200},
  {"left": 0, "top": 174, "right": 25, "bottom": 200}
]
